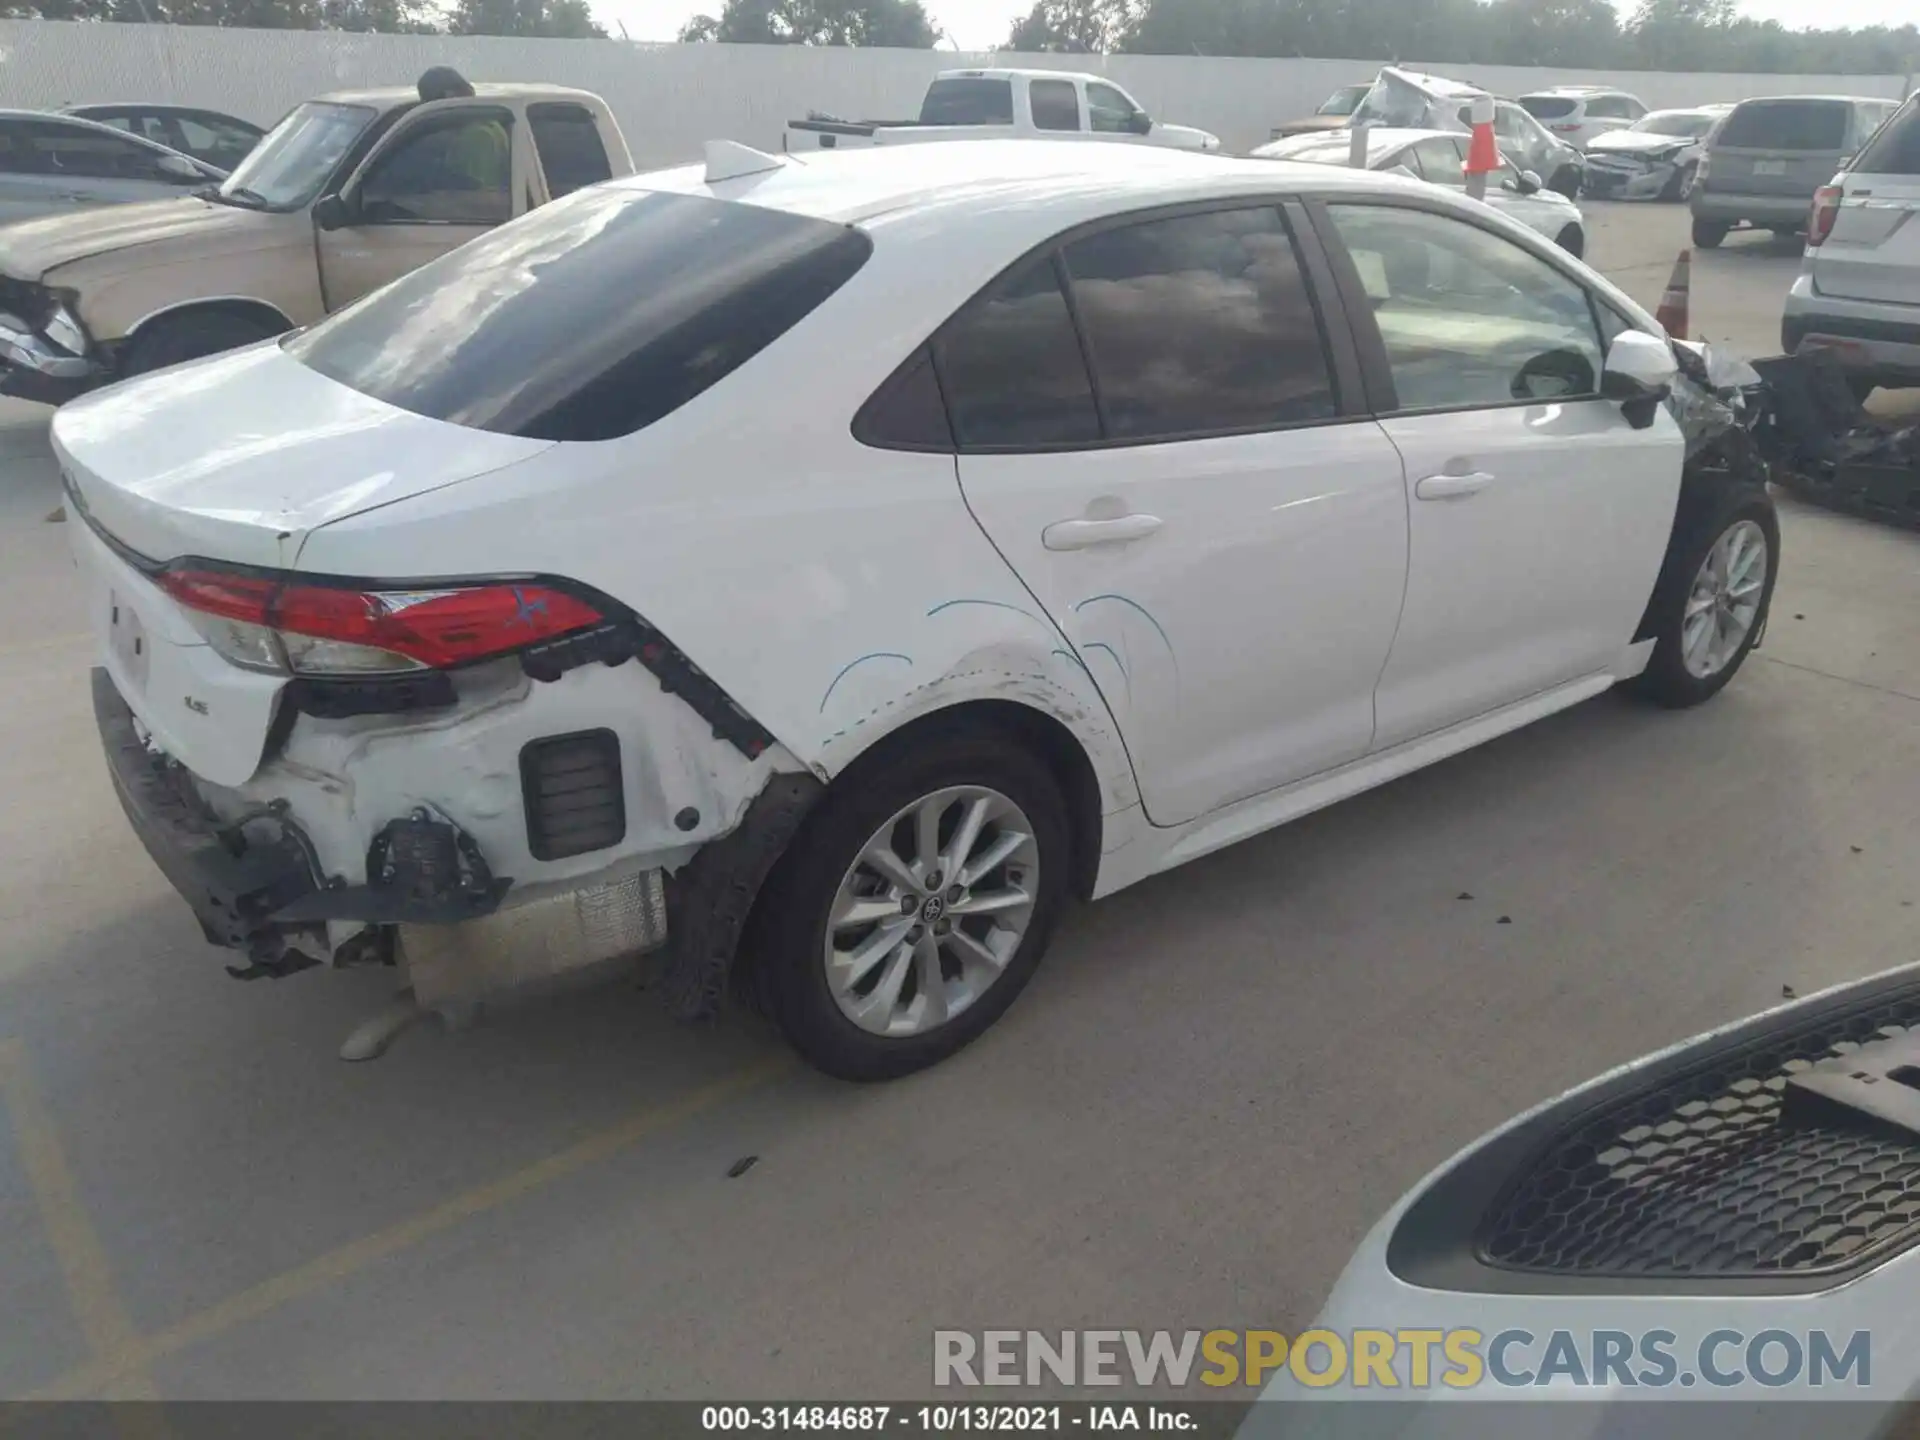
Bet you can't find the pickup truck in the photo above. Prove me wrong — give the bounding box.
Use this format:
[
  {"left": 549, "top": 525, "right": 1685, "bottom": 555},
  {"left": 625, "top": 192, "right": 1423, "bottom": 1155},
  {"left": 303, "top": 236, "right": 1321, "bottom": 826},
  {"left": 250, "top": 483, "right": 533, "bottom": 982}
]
[
  {"left": 0, "top": 70, "right": 633, "bottom": 404},
  {"left": 784, "top": 68, "right": 1220, "bottom": 154}
]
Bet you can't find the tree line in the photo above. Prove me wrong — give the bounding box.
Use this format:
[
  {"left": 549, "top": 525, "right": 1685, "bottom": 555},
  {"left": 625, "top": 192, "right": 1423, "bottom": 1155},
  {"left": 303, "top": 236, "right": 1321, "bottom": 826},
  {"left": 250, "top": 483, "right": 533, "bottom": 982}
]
[
  {"left": 678, "top": 0, "right": 1919, "bottom": 75},
  {"left": 2, "top": 0, "right": 606, "bottom": 38}
]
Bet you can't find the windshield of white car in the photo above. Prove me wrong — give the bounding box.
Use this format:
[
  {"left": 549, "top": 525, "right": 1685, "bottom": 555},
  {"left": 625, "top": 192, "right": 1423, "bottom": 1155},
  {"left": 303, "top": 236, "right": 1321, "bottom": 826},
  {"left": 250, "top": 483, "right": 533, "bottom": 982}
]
[
  {"left": 217, "top": 101, "right": 375, "bottom": 210},
  {"left": 286, "top": 187, "right": 873, "bottom": 442},
  {"left": 919, "top": 78, "right": 1015, "bottom": 126},
  {"left": 1630, "top": 111, "right": 1716, "bottom": 140}
]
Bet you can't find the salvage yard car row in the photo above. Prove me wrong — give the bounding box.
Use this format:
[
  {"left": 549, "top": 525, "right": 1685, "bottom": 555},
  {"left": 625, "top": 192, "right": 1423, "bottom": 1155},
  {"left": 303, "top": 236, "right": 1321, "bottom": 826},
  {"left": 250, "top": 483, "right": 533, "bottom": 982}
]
[{"left": 49, "top": 131, "right": 1783, "bottom": 1078}]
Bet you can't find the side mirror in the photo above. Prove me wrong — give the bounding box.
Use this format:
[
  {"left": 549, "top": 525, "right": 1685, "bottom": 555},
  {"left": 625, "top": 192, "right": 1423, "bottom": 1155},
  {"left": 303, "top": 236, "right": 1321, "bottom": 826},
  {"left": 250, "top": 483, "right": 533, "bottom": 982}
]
[
  {"left": 156, "top": 153, "right": 203, "bottom": 184},
  {"left": 1514, "top": 168, "right": 1543, "bottom": 194},
  {"left": 1602, "top": 330, "right": 1678, "bottom": 430},
  {"left": 312, "top": 193, "right": 352, "bottom": 232},
  {"left": 1126, "top": 112, "right": 1153, "bottom": 136}
]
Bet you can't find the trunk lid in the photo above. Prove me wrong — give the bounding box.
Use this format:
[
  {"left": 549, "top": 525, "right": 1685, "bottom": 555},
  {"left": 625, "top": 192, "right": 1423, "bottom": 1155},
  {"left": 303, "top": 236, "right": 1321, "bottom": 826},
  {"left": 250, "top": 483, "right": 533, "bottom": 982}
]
[
  {"left": 52, "top": 340, "right": 554, "bottom": 569},
  {"left": 59, "top": 341, "right": 555, "bottom": 788}
]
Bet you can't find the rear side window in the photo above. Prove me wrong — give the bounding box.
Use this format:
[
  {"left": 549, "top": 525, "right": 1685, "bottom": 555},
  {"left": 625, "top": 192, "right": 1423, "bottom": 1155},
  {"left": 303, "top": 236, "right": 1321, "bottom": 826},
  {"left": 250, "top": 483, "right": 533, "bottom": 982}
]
[
  {"left": 1061, "top": 206, "right": 1335, "bottom": 439},
  {"left": 936, "top": 256, "right": 1099, "bottom": 447},
  {"left": 1030, "top": 79, "right": 1080, "bottom": 133},
  {"left": 1717, "top": 101, "right": 1849, "bottom": 151},
  {"left": 1522, "top": 96, "right": 1578, "bottom": 120},
  {"left": 1854, "top": 99, "right": 1920, "bottom": 175},
  {"left": 288, "top": 188, "right": 872, "bottom": 442},
  {"left": 1586, "top": 96, "right": 1632, "bottom": 120},
  {"left": 0, "top": 121, "right": 46, "bottom": 176},
  {"left": 529, "top": 102, "right": 613, "bottom": 197},
  {"left": 920, "top": 78, "right": 1014, "bottom": 126}
]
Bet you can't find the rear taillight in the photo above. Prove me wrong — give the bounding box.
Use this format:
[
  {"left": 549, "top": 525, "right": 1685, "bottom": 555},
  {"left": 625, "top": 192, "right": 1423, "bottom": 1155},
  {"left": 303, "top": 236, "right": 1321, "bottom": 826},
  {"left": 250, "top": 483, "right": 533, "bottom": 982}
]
[
  {"left": 157, "top": 564, "right": 605, "bottom": 677},
  {"left": 1551, "top": 123, "right": 1580, "bottom": 134},
  {"left": 1807, "top": 184, "right": 1843, "bottom": 246}
]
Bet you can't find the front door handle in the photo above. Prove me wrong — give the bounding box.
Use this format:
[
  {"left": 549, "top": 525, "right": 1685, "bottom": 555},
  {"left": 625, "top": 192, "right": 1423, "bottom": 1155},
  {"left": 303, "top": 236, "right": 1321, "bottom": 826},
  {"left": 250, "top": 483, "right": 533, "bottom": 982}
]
[
  {"left": 1415, "top": 470, "right": 1494, "bottom": 501},
  {"left": 1042, "top": 513, "right": 1163, "bottom": 550}
]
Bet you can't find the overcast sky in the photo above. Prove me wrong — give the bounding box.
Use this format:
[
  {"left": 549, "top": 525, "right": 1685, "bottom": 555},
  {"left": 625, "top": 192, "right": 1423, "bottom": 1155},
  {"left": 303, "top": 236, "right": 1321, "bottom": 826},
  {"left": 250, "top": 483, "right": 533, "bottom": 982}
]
[{"left": 590, "top": 0, "right": 1906, "bottom": 53}]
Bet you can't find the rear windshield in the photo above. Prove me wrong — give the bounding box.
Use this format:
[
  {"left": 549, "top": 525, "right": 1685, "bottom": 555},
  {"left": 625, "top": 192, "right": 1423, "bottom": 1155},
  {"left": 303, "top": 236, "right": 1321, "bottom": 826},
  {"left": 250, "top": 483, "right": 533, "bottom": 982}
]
[
  {"left": 1853, "top": 99, "right": 1920, "bottom": 175},
  {"left": 1632, "top": 110, "right": 1717, "bottom": 139},
  {"left": 1317, "top": 85, "right": 1367, "bottom": 117},
  {"left": 287, "top": 188, "right": 872, "bottom": 442},
  {"left": 919, "top": 78, "right": 1014, "bottom": 126},
  {"left": 1520, "top": 96, "right": 1578, "bottom": 120},
  {"left": 1716, "top": 100, "right": 1849, "bottom": 151}
]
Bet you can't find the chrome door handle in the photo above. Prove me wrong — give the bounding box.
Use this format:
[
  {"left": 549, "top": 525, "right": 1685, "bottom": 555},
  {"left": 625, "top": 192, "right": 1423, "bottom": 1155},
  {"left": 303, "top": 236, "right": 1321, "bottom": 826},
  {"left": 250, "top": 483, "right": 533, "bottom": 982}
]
[
  {"left": 1415, "top": 471, "right": 1494, "bottom": 500},
  {"left": 1042, "top": 513, "right": 1163, "bottom": 550}
]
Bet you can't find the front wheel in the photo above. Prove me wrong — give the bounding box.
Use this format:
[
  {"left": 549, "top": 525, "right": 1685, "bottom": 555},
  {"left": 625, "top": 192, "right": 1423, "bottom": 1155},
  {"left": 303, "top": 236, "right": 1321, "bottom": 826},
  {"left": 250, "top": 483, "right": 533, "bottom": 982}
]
[
  {"left": 754, "top": 734, "right": 1072, "bottom": 1080},
  {"left": 1550, "top": 166, "right": 1581, "bottom": 199},
  {"left": 1627, "top": 495, "right": 1779, "bottom": 708},
  {"left": 1663, "top": 164, "right": 1697, "bottom": 203}
]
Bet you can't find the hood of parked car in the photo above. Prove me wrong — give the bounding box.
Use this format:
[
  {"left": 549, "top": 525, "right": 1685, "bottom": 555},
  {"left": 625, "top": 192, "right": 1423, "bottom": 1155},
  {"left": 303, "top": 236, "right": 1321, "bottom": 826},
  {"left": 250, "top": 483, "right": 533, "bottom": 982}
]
[
  {"left": 1152, "top": 121, "right": 1223, "bottom": 151},
  {"left": 1588, "top": 130, "right": 1695, "bottom": 156},
  {"left": 51, "top": 339, "right": 556, "bottom": 569},
  {"left": 0, "top": 197, "right": 274, "bottom": 282},
  {"left": 1271, "top": 114, "right": 1351, "bottom": 139}
]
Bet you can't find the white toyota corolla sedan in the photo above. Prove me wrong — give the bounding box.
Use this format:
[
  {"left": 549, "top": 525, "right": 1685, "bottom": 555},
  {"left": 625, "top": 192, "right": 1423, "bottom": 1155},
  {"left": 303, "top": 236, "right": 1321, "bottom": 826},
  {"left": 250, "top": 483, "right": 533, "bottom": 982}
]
[{"left": 58, "top": 140, "right": 1777, "bottom": 1079}]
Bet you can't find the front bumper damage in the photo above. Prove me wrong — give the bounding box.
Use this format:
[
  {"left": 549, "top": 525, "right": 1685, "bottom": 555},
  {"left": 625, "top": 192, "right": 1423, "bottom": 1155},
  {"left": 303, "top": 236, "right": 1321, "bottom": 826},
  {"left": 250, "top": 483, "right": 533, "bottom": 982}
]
[
  {"left": 1582, "top": 154, "right": 1677, "bottom": 200},
  {"left": 0, "top": 310, "right": 97, "bottom": 405}
]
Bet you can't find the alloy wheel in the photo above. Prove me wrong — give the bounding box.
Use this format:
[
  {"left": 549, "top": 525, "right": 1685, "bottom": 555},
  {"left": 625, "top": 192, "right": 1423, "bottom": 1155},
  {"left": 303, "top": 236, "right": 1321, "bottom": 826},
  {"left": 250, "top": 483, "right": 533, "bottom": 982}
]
[
  {"left": 824, "top": 786, "right": 1039, "bottom": 1037},
  {"left": 1682, "top": 519, "right": 1768, "bottom": 679}
]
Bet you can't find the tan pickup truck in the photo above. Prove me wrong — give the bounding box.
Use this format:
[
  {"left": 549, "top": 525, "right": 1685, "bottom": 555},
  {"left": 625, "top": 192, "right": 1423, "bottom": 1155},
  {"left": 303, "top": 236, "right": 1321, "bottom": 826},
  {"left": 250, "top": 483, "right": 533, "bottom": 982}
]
[{"left": 0, "top": 69, "right": 633, "bottom": 404}]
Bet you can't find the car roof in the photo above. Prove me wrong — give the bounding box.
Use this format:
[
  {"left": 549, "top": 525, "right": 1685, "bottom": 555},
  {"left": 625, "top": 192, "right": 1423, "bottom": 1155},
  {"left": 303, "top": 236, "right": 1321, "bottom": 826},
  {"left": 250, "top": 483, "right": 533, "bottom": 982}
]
[
  {"left": 0, "top": 106, "right": 206, "bottom": 150},
  {"left": 1259, "top": 127, "right": 1452, "bottom": 160},
  {"left": 631, "top": 138, "right": 1439, "bottom": 233},
  {"left": 65, "top": 102, "right": 250, "bottom": 118},
  {"left": 1726, "top": 94, "right": 1891, "bottom": 106},
  {"left": 935, "top": 67, "right": 1108, "bottom": 84},
  {"left": 312, "top": 82, "right": 602, "bottom": 108}
]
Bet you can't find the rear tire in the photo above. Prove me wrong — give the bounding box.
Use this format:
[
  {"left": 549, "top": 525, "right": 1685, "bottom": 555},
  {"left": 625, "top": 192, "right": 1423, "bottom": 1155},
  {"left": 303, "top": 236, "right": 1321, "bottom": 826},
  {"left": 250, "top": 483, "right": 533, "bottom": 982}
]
[
  {"left": 120, "top": 309, "right": 284, "bottom": 378},
  {"left": 754, "top": 732, "right": 1072, "bottom": 1081},
  {"left": 1691, "top": 217, "right": 1729, "bottom": 249},
  {"left": 1555, "top": 225, "right": 1584, "bottom": 259},
  {"left": 1627, "top": 493, "right": 1779, "bottom": 709}
]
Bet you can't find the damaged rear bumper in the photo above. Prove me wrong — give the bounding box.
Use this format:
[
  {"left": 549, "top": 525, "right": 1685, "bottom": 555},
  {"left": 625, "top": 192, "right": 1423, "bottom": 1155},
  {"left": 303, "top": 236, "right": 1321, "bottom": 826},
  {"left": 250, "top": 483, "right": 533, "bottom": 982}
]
[{"left": 95, "top": 666, "right": 516, "bottom": 966}]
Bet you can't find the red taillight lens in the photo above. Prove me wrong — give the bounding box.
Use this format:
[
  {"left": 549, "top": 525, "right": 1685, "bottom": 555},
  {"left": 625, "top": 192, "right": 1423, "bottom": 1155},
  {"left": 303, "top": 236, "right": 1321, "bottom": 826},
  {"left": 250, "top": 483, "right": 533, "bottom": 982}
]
[
  {"left": 1807, "top": 185, "right": 1842, "bottom": 247},
  {"left": 157, "top": 565, "right": 605, "bottom": 676}
]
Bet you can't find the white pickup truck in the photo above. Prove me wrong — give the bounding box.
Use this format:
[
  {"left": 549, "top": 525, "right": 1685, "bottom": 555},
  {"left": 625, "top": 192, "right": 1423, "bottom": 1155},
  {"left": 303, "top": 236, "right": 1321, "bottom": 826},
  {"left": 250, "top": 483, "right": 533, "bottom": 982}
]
[{"left": 784, "top": 68, "right": 1221, "bottom": 154}]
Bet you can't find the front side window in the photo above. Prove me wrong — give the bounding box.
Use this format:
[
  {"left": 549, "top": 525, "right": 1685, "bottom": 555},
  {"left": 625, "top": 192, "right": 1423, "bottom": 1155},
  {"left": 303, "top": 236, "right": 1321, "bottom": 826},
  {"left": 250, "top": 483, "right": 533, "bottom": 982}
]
[
  {"left": 288, "top": 187, "right": 872, "bottom": 442},
  {"left": 26, "top": 122, "right": 183, "bottom": 183},
  {"left": 1030, "top": 79, "right": 1080, "bottom": 133},
  {"left": 1061, "top": 206, "right": 1335, "bottom": 439},
  {"left": 220, "top": 101, "right": 375, "bottom": 209},
  {"left": 1327, "top": 204, "right": 1603, "bottom": 413},
  {"left": 1087, "top": 82, "right": 1142, "bottom": 135},
  {"left": 356, "top": 111, "right": 512, "bottom": 226},
  {"left": 1410, "top": 137, "right": 1466, "bottom": 186},
  {"left": 936, "top": 256, "right": 1099, "bottom": 448}
]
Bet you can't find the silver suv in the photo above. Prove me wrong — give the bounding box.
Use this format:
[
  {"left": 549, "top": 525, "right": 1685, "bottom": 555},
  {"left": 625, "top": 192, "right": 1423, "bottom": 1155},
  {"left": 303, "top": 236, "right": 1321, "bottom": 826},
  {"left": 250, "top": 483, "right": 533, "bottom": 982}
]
[
  {"left": 1783, "top": 91, "right": 1920, "bottom": 398},
  {"left": 1691, "top": 94, "right": 1898, "bottom": 247}
]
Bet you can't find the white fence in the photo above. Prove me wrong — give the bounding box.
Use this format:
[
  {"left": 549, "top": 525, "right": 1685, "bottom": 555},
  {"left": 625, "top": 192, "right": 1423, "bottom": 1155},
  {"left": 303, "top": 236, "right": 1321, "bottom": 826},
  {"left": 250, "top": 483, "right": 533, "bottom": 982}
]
[{"left": 0, "top": 20, "right": 1908, "bottom": 165}]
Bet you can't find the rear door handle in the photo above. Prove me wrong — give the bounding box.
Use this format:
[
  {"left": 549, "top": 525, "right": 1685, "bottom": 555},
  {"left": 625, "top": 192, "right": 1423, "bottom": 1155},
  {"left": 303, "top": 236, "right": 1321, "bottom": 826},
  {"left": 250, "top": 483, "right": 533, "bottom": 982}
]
[
  {"left": 1415, "top": 471, "right": 1494, "bottom": 500},
  {"left": 1042, "top": 513, "right": 1163, "bottom": 550}
]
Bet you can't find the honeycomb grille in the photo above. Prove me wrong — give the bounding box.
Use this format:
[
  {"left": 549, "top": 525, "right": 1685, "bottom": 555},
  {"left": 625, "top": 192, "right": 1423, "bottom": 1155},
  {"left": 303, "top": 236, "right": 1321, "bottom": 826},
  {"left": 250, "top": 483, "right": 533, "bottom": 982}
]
[
  {"left": 1479, "top": 994, "right": 1920, "bottom": 1278},
  {"left": 520, "top": 730, "right": 626, "bottom": 862}
]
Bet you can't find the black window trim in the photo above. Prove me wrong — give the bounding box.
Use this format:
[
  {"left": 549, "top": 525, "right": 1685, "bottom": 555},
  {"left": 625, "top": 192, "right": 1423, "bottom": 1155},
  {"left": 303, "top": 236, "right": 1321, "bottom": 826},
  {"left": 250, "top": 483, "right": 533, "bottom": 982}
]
[
  {"left": 1303, "top": 192, "right": 1634, "bottom": 423},
  {"left": 347, "top": 103, "right": 516, "bottom": 228},
  {"left": 854, "top": 193, "right": 1368, "bottom": 457}
]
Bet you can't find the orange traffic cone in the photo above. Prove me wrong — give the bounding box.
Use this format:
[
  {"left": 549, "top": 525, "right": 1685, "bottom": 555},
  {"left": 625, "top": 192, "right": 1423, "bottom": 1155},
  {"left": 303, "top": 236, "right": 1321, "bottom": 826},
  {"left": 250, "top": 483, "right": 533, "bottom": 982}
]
[
  {"left": 1463, "top": 113, "right": 1498, "bottom": 177},
  {"left": 1655, "top": 249, "right": 1691, "bottom": 339}
]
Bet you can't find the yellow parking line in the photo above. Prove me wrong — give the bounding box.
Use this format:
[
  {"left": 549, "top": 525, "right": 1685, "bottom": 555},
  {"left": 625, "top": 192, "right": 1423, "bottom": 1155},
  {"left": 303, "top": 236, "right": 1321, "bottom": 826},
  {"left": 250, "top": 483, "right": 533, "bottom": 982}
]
[
  {"left": 28, "top": 1051, "right": 792, "bottom": 1399},
  {"left": 0, "top": 1040, "right": 157, "bottom": 1401}
]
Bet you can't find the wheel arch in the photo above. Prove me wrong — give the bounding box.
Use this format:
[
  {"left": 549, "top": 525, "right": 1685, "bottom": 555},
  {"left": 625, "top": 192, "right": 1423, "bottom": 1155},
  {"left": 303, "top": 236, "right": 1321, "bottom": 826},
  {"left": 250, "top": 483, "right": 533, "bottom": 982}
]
[{"left": 124, "top": 296, "right": 295, "bottom": 342}]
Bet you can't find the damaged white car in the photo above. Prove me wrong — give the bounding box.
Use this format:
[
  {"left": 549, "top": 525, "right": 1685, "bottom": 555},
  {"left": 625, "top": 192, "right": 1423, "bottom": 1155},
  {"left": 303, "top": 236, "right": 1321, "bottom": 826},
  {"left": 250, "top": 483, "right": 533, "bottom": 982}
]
[{"left": 65, "top": 140, "right": 1775, "bottom": 1080}]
